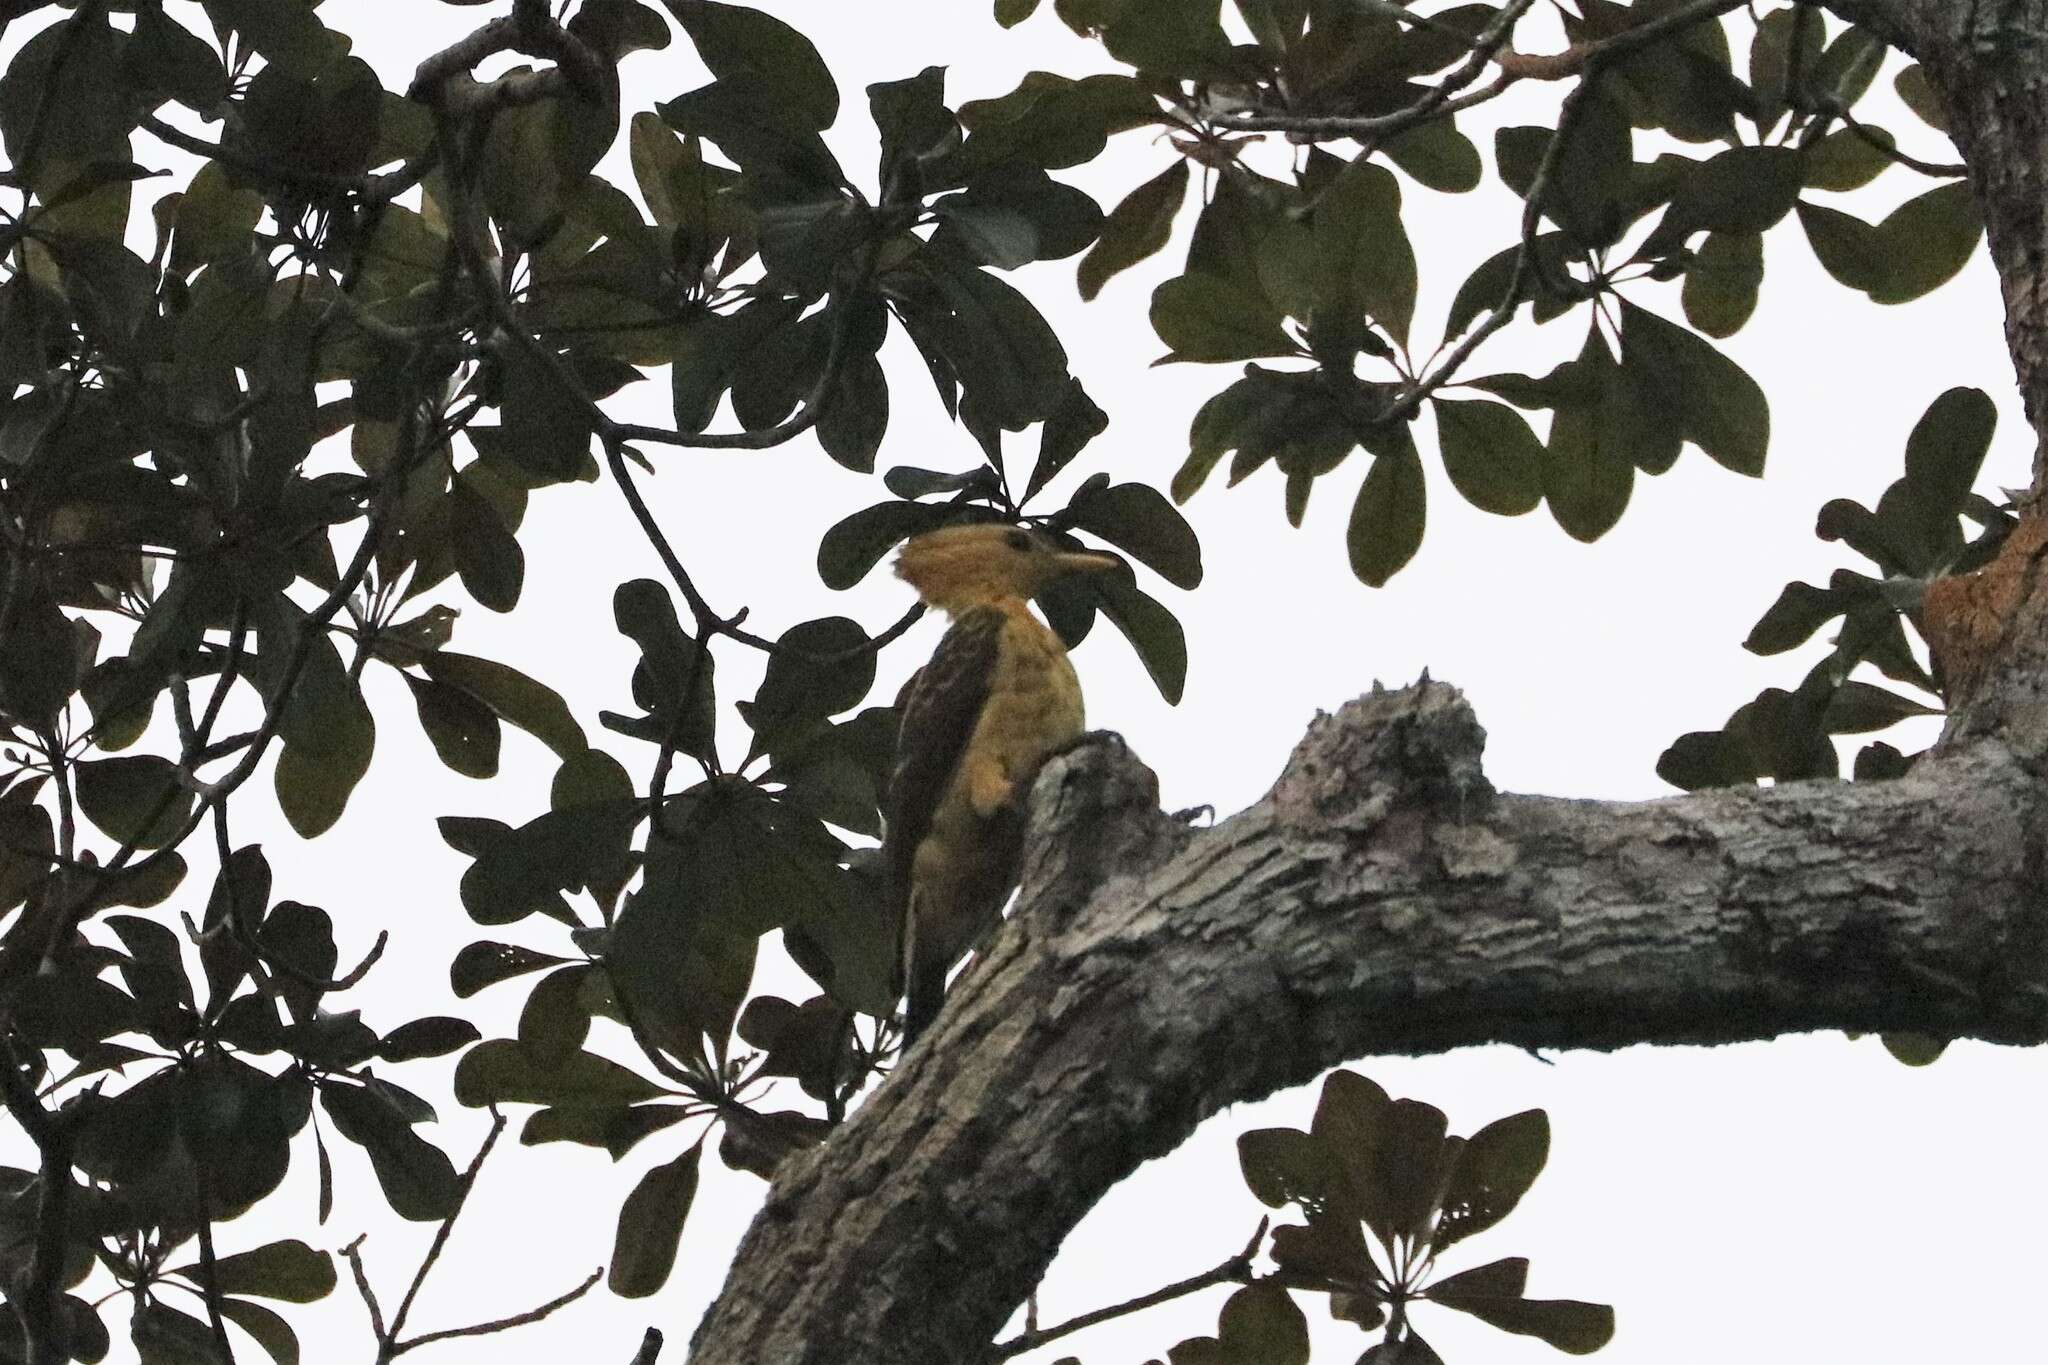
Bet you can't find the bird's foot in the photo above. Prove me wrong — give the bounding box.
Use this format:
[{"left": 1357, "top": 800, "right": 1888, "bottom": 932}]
[
  {"left": 1171, "top": 803, "right": 1215, "bottom": 827},
  {"left": 1050, "top": 728, "right": 1130, "bottom": 761}
]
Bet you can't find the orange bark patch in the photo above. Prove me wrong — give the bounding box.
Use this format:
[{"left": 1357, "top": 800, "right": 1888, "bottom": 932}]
[{"left": 1922, "top": 509, "right": 2048, "bottom": 700}]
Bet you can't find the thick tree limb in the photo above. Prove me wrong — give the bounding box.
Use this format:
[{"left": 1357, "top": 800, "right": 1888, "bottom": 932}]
[{"left": 691, "top": 682, "right": 2048, "bottom": 1363}]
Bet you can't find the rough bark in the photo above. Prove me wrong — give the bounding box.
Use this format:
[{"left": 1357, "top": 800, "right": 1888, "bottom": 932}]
[
  {"left": 691, "top": 683, "right": 2048, "bottom": 1363},
  {"left": 1825, "top": 0, "right": 2048, "bottom": 482},
  {"left": 687, "top": 5, "right": 2048, "bottom": 1360}
]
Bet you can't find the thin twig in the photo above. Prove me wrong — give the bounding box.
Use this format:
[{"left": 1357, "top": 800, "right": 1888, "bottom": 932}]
[
  {"left": 991, "top": 1220, "right": 1269, "bottom": 1359},
  {"left": 190, "top": 1159, "right": 237, "bottom": 1365},
  {"left": 390, "top": 1268, "right": 603, "bottom": 1356},
  {"left": 1379, "top": 60, "right": 1610, "bottom": 423},
  {"left": 1819, "top": 98, "right": 1966, "bottom": 177},
  {"left": 383, "top": 1110, "right": 509, "bottom": 1352},
  {"left": 342, "top": 1235, "right": 389, "bottom": 1344},
  {"left": 140, "top": 116, "right": 435, "bottom": 204}
]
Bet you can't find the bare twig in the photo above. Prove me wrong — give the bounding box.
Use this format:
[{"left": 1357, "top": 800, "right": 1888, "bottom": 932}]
[
  {"left": 342, "top": 1234, "right": 389, "bottom": 1345},
  {"left": 390, "top": 1268, "right": 603, "bottom": 1356},
  {"left": 382, "top": 1111, "right": 509, "bottom": 1352},
  {"left": 991, "top": 1220, "right": 1269, "bottom": 1359}
]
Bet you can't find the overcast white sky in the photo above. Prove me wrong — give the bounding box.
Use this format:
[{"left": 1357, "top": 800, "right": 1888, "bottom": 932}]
[{"left": 13, "top": 2, "right": 2048, "bottom": 1362}]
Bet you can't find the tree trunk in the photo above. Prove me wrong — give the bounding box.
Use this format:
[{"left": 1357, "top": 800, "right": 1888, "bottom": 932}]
[{"left": 690, "top": 2, "right": 2048, "bottom": 1358}]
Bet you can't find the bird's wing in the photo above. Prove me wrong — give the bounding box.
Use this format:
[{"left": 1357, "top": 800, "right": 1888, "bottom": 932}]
[{"left": 883, "top": 605, "right": 1005, "bottom": 904}]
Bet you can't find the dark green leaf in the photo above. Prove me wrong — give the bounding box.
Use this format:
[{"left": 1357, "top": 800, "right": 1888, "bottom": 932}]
[
  {"left": 173, "top": 1240, "right": 335, "bottom": 1303},
  {"left": 1434, "top": 400, "right": 1542, "bottom": 517},
  {"left": 1881, "top": 1031, "right": 1947, "bottom": 1065},
  {"left": 817, "top": 499, "right": 952, "bottom": 589},
  {"left": 1682, "top": 230, "right": 1763, "bottom": 338},
  {"left": 1866, "top": 181, "right": 1981, "bottom": 305},
  {"left": 1802, "top": 125, "right": 1895, "bottom": 192},
  {"left": 76, "top": 756, "right": 192, "bottom": 850},
  {"left": 171, "top": 162, "right": 263, "bottom": 275},
  {"left": 454, "top": 1038, "right": 664, "bottom": 1108},
  {"left": 131, "top": 8, "right": 230, "bottom": 112},
  {"left": 1237, "top": 1126, "right": 1350, "bottom": 1211},
  {"left": 609, "top": 1143, "right": 703, "bottom": 1297},
  {"left": 1102, "top": 0, "right": 1236, "bottom": 77},
  {"left": 518, "top": 965, "right": 595, "bottom": 1071},
  {"left": 1903, "top": 387, "right": 1995, "bottom": 517},
  {"left": 605, "top": 577, "right": 715, "bottom": 759},
  {"left": 1894, "top": 64, "right": 1948, "bottom": 132},
  {"left": 1797, "top": 200, "right": 1889, "bottom": 291},
  {"left": 1620, "top": 300, "right": 1769, "bottom": 477},
  {"left": 132, "top": 1302, "right": 220, "bottom": 1365},
  {"left": 420, "top": 652, "right": 587, "bottom": 759},
  {"left": 1744, "top": 582, "right": 1841, "bottom": 655},
  {"left": 659, "top": 73, "right": 845, "bottom": 187},
  {"left": 916, "top": 250, "right": 1071, "bottom": 427},
  {"left": 1384, "top": 118, "right": 1483, "bottom": 193},
  {"left": 377, "top": 1016, "right": 482, "bottom": 1063},
  {"left": 319, "top": 1081, "right": 460, "bottom": 1221},
  {"left": 817, "top": 346, "right": 890, "bottom": 474},
  {"left": 662, "top": 1, "right": 839, "bottom": 130},
  {"left": 1652, "top": 146, "right": 1802, "bottom": 245},
  {"left": 521, "top": 1102, "right": 690, "bottom": 1157},
  {"left": 449, "top": 474, "right": 526, "bottom": 612},
  {"left": 749, "top": 616, "right": 877, "bottom": 744},
  {"left": 1079, "top": 161, "right": 1188, "bottom": 300},
  {"left": 218, "top": 1299, "right": 298, "bottom": 1365},
  {"left": 1347, "top": 445, "right": 1426, "bottom": 587},
  {"left": 450, "top": 941, "right": 573, "bottom": 998},
  {"left": 869, "top": 66, "right": 956, "bottom": 186},
  {"left": 1215, "top": 1283, "right": 1309, "bottom": 1365},
  {"left": 1748, "top": 6, "right": 1822, "bottom": 134},
  {"left": 947, "top": 73, "right": 1156, "bottom": 182},
  {"left": 1854, "top": 740, "right": 1914, "bottom": 781},
  {"left": 1803, "top": 25, "right": 1886, "bottom": 110},
  {"left": 1025, "top": 379, "right": 1109, "bottom": 504},
  {"left": 1062, "top": 483, "right": 1203, "bottom": 588},
  {"left": 1313, "top": 157, "right": 1417, "bottom": 349},
  {"left": 1824, "top": 681, "right": 1941, "bottom": 733},
  {"left": 1092, "top": 568, "right": 1188, "bottom": 703},
  {"left": 1425, "top": 1260, "right": 1615, "bottom": 1355},
  {"left": 1436, "top": 1109, "right": 1548, "bottom": 1250},
  {"left": 1150, "top": 272, "right": 1295, "bottom": 362},
  {"left": 404, "top": 674, "right": 502, "bottom": 779}
]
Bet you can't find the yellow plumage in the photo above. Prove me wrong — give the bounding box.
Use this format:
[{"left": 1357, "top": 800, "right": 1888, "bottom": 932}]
[{"left": 883, "top": 525, "right": 1118, "bottom": 1044}]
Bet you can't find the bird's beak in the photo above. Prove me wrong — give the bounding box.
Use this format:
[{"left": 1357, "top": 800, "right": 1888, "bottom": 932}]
[{"left": 1051, "top": 549, "right": 1123, "bottom": 579}]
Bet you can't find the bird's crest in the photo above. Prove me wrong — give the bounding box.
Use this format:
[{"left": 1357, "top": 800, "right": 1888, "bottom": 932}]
[{"left": 894, "top": 524, "right": 1119, "bottom": 617}]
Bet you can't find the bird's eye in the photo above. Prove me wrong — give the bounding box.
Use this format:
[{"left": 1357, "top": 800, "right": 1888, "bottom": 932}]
[{"left": 1004, "top": 529, "right": 1035, "bottom": 553}]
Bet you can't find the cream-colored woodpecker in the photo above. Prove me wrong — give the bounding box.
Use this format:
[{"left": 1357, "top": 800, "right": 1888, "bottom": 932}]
[{"left": 883, "top": 524, "right": 1119, "bottom": 1044}]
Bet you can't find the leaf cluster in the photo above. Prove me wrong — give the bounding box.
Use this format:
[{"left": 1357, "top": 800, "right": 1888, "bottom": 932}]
[{"left": 1163, "top": 1071, "right": 1611, "bottom": 1363}]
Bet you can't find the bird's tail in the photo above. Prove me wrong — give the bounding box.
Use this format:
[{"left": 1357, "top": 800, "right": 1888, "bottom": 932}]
[{"left": 901, "top": 888, "right": 943, "bottom": 1045}]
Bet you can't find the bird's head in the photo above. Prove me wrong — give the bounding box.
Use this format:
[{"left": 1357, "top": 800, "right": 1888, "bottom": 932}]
[{"left": 894, "top": 524, "right": 1120, "bottom": 615}]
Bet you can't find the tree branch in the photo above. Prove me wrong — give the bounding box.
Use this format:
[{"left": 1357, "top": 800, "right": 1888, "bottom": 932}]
[
  {"left": 0, "top": 1037, "right": 70, "bottom": 1365},
  {"left": 690, "top": 682, "right": 2048, "bottom": 1363}
]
